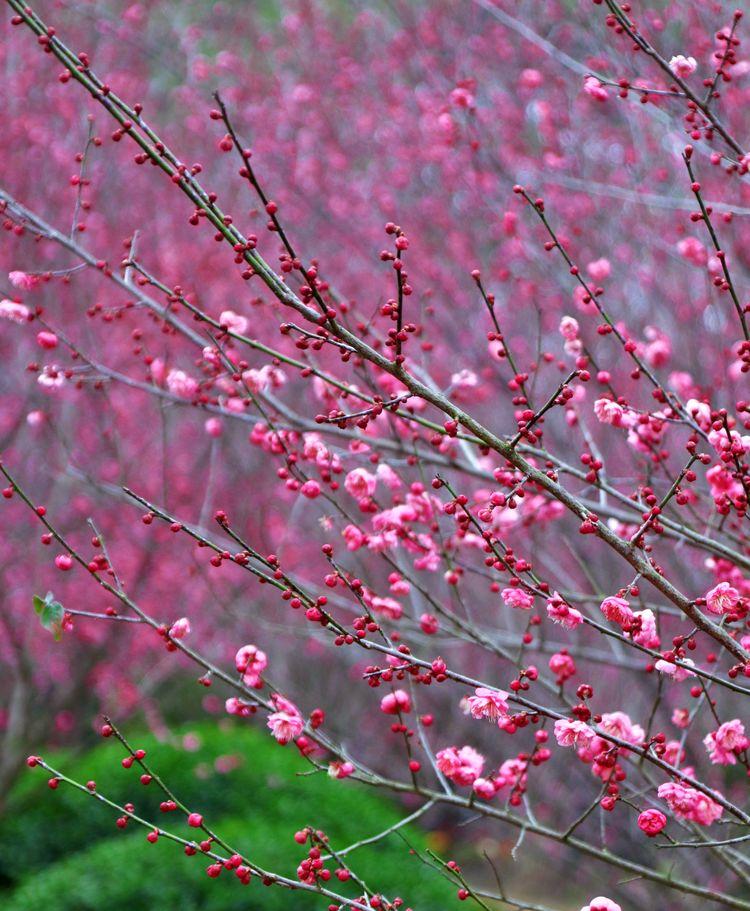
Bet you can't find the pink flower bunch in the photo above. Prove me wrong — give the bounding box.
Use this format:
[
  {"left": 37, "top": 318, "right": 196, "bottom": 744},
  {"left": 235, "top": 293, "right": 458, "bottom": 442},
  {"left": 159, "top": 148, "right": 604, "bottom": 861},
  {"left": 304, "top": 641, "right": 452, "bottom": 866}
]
[
  {"left": 234, "top": 643, "right": 268, "bottom": 687},
  {"left": 436, "top": 745, "right": 485, "bottom": 786},
  {"left": 657, "top": 781, "right": 723, "bottom": 826},
  {"left": 501, "top": 587, "right": 535, "bottom": 610},
  {"left": 704, "top": 719, "right": 749, "bottom": 765}
]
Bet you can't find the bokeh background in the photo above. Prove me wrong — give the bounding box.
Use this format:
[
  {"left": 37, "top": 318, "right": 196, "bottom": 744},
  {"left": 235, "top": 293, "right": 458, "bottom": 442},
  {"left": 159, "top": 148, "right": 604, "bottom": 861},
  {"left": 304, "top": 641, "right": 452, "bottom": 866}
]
[{"left": 2, "top": 1, "right": 750, "bottom": 908}]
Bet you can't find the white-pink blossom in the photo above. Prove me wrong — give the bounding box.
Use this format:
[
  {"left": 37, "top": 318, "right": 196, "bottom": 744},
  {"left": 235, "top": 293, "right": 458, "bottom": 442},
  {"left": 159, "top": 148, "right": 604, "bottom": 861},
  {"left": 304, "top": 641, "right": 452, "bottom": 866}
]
[
  {"left": 580, "top": 898, "right": 621, "bottom": 911},
  {"left": 669, "top": 54, "right": 697, "bottom": 78},
  {"left": 0, "top": 299, "right": 30, "bottom": 323},
  {"left": 8, "top": 270, "right": 39, "bottom": 290},
  {"left": 168, "top": 617, "right": 191, "bottom": 639},
  {"left": 594, "top": 398, "right": 625, "bottom": 427},
  {"left": 219, "top": 309, "right": 248, "bottom": 334},
  {"left": 166, "top": 368, "right": 198, "bottom": 399},
  {"left": 655, "top": 657, "right": 695, "bottom": 682}
]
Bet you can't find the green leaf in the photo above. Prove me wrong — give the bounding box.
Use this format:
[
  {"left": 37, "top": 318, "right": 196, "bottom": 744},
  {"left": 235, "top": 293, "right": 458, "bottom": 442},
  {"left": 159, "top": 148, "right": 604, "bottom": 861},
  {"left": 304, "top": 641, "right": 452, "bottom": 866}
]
[{"left": 32, "top": 593, "right": 64, "bottom": 640}]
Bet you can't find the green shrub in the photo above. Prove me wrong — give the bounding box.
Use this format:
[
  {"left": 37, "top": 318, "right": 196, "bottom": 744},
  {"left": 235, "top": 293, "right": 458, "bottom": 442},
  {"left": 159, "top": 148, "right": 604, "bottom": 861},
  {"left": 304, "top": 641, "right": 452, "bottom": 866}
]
[{"left": 0, "top": 721, "right": 453, "bottom": 909}]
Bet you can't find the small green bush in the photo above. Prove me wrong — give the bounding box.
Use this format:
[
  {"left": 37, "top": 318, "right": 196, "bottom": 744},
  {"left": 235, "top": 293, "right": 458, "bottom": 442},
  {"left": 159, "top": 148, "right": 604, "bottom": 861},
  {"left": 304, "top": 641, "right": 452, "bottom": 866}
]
[{"left": 0, "top": 721, "right": 453, "bottom": 909}]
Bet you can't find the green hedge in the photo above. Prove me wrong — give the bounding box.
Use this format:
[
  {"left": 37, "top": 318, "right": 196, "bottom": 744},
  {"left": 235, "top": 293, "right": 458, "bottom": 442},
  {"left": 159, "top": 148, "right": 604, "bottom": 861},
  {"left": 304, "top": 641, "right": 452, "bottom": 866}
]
[{"left": 0, "top": 721, "right": 453, "bottom": 909}]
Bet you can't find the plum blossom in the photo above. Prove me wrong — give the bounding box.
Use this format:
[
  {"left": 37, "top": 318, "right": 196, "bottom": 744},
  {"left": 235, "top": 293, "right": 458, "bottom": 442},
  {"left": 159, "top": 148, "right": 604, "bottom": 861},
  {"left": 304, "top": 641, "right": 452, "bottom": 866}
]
[
  {"left": 168, "top": 617, "right": 190, "bottom": 639},
  {"left": 554, "top": 718, "right": 595, "bottom": 749},
  {"left": 267, "top": 706, "right": 304, "bottom": 744},
  {"left": 328, "top": 760, "right": 355, "bottom": 779},
  {"left": 344, "top": 467, "right": 377, "bottom": 500},
  {"left": 594, "top": 398, "right": 625, "bottom": 427},
  {"left": 204, "top": 417, "right": 222, "bottom": 437},
  {"left": 627, "top": 412, "right": 666, "bottom": 454},
  {"left": 420, "top": 613, "right": 439, "bottom": 634},
  {"left": 519, "top": 68, "right": 543, "bottom": 89},
  {"left": 559, "top": 315, "right": 579, "bottom": 340},
  {"left": 685, "top": 398, "right": 711, "bottom": 429},
  {"left": 8, "top": 270, "right": 40, "bottom": 290},
  {"left": 465, "top": 687, "right": 510, "bottom": 723},
  {"left": 657, "top": 781, "right": 723, "bottom": 825},
  {"left": 242, "top": 364, "right": 287, "bottom": 393},
  {"left": 599, "top": 596, "right": 634, "bottom": 629},
  {"left": 672, "top": 708, "right": 690, "bottom": 729},
  {"left": 501, "top": 587, "right": 534, "bottom": 610},
  {"left": 471, "top": 777, "right": 497, "bottom": 800},
  {"left": 632, "top": 608, "right": 660, "bottom": 649},
  {"left": 342, "top": 524, "right": 367, "bottom": 550},
  {"left": 677, "top": 235, "right": 707, "bottom": 266},
  {"left": 638, "top": 808, "right": 667, "bottom": 837},
  {"left": 0, "top": 299, "right": 30, "bottom": 322},
  {"left": 494, "top": 757, "right": 528, "bottom": 791},
  {"left": 234, "top": 643, "right": 268, "bottom": 687},
  {"left": 669, "top": 54, "right": 697, "bottom": 77},
  {"left": 376, "top": 463, "right": 402, "bottom": 490},
  {"left": 225, "top": 697, "right": 254, "bottom": 718},
  {"left": 599, "top": 711, "right": 644, "bottom": 746},
  {"left": 380, "top": 689, "right": 411, "bottom": 715},
  {"left": 642, "top": 325, "right": 671, "bottom": 367},
  {"left": 655, "top": 657, "right": 695, "bottom": 682},
  {"left": 586, "top": 257, "right": 611, "bottom": 280},
  {"left": 450, "top": 368, "right": 478, "bottom": 392},
  {"left": 369, "top": 595, "right": 402, "bottom": 620},
  {"left": 26, "top": 410, "right": 45, "bottom": 427},
  {"left": 583, "top": 76, "right": 608, "bottom": 101},
  {"left": 580, "top": 898, "right": 621, "bottom": 911},
  {"left": 436, "top": 745, "right": 485, "bottom": 786},
  {"left": 704, "top": 720, "right": 748, "bottom": 765},
  {"left": 662, "top": 740, "right": 685, "bottom": 766},
  {"left": 218, "top": 309, "right": 248, "bottom": 334},
  {"left": 707, "top": 426, "right": 750, "bottom": 458},
  {"left": 300, "top": 479, "right": 321, "bottom": 499},
  {"left": 37, "top": 367, "right": 66, "bottom": 390},
  {"left": 546, "top": 593, "right": 583, "bottom": 630},
  {"left": 549, "top": 651, "right": 576, "bottom": 683},
  {"left": 37, "top": 331, "right": 59, "bottom": 350},
  {"left": 166, "top": 368, "right": 199, "bottom": 399},
  {"left": 704, "top": 581, "right": 740, "bottom": 615}
]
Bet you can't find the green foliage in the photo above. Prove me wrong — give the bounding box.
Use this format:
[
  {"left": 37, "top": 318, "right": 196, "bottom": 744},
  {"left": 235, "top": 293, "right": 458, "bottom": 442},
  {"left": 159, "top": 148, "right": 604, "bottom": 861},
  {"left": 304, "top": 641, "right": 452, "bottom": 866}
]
[
  {"left": 0, "top": 721, "right": 453, "bottom": 910},
  {"left": 32, "top": 592, "right": 64, "bottom": 640}
]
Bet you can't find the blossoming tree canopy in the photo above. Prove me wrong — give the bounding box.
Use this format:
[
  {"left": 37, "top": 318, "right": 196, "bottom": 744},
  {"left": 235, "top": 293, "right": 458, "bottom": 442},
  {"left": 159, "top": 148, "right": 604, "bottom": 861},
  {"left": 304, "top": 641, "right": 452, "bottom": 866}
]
[{"left": 2, "top": 1, "right": 750, "bottom": 910}]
